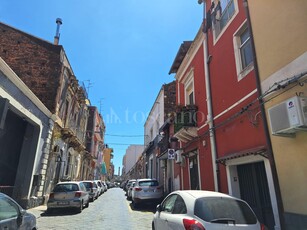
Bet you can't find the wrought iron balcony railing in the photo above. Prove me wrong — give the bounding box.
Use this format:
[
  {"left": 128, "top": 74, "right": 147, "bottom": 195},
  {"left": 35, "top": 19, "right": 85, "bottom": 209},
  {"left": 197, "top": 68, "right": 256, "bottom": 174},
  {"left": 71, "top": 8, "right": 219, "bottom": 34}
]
[{"left": 174, "top": 105, "right": 198, "bottom": 134}]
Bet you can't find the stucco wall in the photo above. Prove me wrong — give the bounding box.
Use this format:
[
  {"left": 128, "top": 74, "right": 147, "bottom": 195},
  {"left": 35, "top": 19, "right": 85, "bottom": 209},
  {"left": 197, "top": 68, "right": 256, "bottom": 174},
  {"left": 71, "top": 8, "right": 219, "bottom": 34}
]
[{"left": 248, "top": 0, "right": 307, "bottom": 219}]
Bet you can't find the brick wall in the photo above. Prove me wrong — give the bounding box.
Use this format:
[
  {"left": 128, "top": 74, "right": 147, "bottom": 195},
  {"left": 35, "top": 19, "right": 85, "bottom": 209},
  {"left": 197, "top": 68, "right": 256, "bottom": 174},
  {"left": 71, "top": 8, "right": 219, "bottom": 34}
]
[
  {"left": 0, "top": 23, "right": 63, "bottom": 113},
  {"left": 163, "top": 80, "right": 176, "bottom": 121}
]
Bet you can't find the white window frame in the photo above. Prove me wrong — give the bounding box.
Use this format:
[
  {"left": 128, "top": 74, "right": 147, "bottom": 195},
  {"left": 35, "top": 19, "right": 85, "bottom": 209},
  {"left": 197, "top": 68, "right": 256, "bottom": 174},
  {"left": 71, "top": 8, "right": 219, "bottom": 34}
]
[
  {"left": 233, "top": 20, "right": 254, "bottom": 81},
  {"left": 184, "top": 69, "right": 195, "bottom": 106}
]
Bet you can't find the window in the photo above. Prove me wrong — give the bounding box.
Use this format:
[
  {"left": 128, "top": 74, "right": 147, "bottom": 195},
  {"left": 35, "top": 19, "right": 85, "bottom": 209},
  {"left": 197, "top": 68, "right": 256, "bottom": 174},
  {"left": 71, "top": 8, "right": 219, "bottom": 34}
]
[
  {"left": 172, "top": 196, "right": 187, "bottom": 214},
  {"left": 0, "top": 197, "right": 19, "bottom": 221},
  {"left": 188, "top": 92, "right": 194, "bottom": 105},
  {"left": 161, "top": 195, "right": 177, "bottom": 213},
  {"left": 194, "top": 197, "right": 257, "bottom": 224},
  {"left": 233, "top": 22, "right": 254, "bottom": 80},
  {"left": 239, "top": 28, "right": 253, "bottom": 69},
  {"left": 212, "top": 0, "right": 236, "bottom": 39},
  {"left": 184, "top": 70, "right": 194, "bottom": 106},
  {"left": 139, "top": 180, "right": 159, "bottom": 187}
]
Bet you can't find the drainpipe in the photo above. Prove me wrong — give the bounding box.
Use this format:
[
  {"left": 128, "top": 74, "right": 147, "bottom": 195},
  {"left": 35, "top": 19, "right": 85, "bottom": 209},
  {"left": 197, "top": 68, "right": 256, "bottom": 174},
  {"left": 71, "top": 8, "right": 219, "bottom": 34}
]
[
  {"left": 199, "top": 0, "right": 220, "bottom": 192},
  {"left": 243, "top": 1, "right": 285, "bottom": 229},
  {"left": 204, "top": 35, "right": 220, "bottom": 192}
]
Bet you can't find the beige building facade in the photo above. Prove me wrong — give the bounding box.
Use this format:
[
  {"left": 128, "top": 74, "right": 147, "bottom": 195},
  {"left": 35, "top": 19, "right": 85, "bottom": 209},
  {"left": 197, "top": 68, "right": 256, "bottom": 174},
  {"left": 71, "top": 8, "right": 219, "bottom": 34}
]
[{"left": 248, "top": 1, "right": 307, "bottom": 229}]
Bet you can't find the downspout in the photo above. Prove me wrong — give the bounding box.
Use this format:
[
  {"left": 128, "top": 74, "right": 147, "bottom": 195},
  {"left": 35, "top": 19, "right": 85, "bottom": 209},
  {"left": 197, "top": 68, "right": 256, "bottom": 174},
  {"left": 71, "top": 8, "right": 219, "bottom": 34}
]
[
  {"left": 200, "top": 1, "right": 220, "bottom": 192},
  {"left": 243, "top": 0, "right": 285, "bottom": 229}
]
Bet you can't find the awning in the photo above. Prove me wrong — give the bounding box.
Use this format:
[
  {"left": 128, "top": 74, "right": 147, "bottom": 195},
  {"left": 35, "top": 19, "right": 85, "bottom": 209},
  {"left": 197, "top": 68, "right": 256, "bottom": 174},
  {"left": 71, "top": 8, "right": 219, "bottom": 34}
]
[
  {"left": 216, "top": 146, "right": 268, "bottom": 165},
  {"left": 101, "top": 162, "right": 107, "bottom": 175}
]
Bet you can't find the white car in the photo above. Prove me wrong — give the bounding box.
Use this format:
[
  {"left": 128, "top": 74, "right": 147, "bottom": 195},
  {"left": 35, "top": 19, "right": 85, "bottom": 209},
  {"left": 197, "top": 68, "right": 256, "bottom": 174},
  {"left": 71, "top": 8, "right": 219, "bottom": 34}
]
[
  {"left": 152, "top": 190, "right": 267, "bottom": 230},
  {"left": 131, "top": 179, "right": 163, "bottom": 208},
  {"left": 0, "top": 192, "right": 37, "bottom": 230},
  {"left": 127, "top": 182, "right": 135, "bottom": 200},
  {"left": 47, "top": 181, "right": 90, "bottom": 213}
]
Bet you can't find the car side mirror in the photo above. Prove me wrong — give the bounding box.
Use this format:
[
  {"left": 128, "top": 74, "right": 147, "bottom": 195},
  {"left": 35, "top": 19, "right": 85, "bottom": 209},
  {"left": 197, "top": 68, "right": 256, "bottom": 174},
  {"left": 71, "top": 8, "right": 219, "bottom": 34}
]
[
  {"left": 156, "top": 204, "right": 162, "bottom": 212},
  {"left": 17, "top": 210, "right": 25, "bottom": 226}
]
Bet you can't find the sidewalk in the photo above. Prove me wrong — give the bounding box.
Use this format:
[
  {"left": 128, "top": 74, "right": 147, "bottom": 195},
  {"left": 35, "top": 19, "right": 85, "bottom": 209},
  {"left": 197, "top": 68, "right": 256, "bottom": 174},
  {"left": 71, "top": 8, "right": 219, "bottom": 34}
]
[{"left": 27, "top": 205, "right": 47, "bottom": 219}]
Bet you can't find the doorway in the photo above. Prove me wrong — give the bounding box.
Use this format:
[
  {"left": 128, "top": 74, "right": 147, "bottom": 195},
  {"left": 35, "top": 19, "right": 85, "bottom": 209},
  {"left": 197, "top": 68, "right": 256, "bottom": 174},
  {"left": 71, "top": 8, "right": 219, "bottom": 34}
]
[
  {"left": 189, "top": 154, "right": 199, "bottom": 190},
  {"left": 237, "top": 161, "right": 275, "bottom": 229}
]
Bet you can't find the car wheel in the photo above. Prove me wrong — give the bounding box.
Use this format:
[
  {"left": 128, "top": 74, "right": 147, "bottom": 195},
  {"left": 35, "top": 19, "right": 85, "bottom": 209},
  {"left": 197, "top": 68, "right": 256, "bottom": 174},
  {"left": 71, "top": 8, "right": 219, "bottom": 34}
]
[
  {"left": 77, "top": 201, "right": 83, "bottom": 213},
  {"left": 85, "top": 199, "right": 89, "bottom": 208},
  {"left": 152, "top": 222, "right": 155, "bottom": 230},
  {"left": 132, "top": 201, "right": 138, "bottom": 209}
]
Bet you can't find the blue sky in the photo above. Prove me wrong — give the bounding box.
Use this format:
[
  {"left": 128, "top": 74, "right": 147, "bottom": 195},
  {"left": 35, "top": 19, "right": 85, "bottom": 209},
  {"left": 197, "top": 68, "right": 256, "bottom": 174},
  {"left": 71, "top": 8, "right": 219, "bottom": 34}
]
[{"left": 0, "top": 0, "right": 203, "bottom": 175}]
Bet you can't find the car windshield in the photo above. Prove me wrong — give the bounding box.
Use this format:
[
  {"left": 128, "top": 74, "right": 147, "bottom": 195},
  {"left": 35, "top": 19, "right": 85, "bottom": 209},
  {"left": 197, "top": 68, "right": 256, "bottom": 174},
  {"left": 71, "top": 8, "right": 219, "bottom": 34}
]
[
  {"left": 194, "top": 197, "right": 257, "bottom": 224},
  {"left": 83, "top": 182, "right": 92, "bottom": 188},
  {"left": 139, "top": 180, "right": 159, "bottom": 186},
  {"left": 53, "top": 184, "right": 78, "bottom": 192}
]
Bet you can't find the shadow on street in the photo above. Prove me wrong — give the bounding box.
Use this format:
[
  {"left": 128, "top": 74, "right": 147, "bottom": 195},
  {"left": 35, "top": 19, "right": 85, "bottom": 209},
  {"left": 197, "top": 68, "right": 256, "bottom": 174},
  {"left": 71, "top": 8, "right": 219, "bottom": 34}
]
[
  {"left": 128, "top": 202, "right": 156, "bottom": 213},
  {"left": 41, "top": 208, "right": 82, "bottom": 217}
]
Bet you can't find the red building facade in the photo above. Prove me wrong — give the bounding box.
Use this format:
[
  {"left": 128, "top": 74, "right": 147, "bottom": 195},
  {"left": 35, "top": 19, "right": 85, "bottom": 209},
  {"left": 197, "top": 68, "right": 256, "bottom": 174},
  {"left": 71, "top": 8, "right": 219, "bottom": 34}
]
[{"left": 170, "top": 1, "right": 281, "bottom": 229}]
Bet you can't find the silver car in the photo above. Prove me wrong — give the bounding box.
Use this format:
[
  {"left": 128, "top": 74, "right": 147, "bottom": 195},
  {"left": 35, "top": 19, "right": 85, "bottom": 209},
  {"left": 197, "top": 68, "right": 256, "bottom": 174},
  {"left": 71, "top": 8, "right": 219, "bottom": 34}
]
[
  {"left": 47, "top": 181, "right": 89, "bottom": 213},
  {"left": 82, "top": 180, "right": 99, "bottom": 201},
  {"left": 131, "top": 179, "right": 163, "bottom": 208},
  {"left": 152, "top": 190, "right": 267, "bottom": 230},
  {"left": 127, "top": 182, "right": 135, "bottom": 201},
  {"left": 0, "top": 192, "right": 37, "bottom": 230}
]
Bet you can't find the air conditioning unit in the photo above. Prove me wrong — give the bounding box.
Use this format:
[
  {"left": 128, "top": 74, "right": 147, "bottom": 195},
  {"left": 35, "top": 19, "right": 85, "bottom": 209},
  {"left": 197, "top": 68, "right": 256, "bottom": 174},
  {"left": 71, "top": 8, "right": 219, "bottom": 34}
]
[
  {"left": 175, "top": 150, "right": 184, "bottom": 164},
  {"left": 268, "top": 96, "right": 307, "bottom": 136}
]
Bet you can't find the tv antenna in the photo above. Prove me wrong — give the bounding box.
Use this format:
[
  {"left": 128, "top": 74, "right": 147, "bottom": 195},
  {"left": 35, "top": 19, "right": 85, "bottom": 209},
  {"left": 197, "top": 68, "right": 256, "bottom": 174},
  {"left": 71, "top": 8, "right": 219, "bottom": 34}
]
[{"left": 84, "top": 80, "right": 94, "bottom": 96}]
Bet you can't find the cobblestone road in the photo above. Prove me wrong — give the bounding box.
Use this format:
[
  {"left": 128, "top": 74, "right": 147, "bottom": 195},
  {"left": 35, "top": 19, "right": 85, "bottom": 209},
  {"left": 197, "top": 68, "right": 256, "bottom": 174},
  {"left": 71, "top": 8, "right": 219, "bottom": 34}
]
[{"left": 36, "top": 187, "right": 155, "bottom": 230}]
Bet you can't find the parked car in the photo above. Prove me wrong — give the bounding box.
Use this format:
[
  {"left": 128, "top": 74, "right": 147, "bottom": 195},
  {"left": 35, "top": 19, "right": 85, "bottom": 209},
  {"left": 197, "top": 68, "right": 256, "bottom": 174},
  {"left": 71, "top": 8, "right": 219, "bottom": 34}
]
[
  {"left": 126, "top": 182, "right": 135, "bottom": 200},
  {"left": 101, "top": 181, "right": 108, "bottom": 192},
  {"left": 152, "top": 190, "right": 267, "bottom": 230},
  {"left": 47, "top": 181, "right": 89, "bottom": 214},
  {"left": 131, "top": 178, "right": 163, "bottom": 208},
  {"left": 82, "top": 180, "right": 99, "bottom": 201},
  {"left": 121, "top": 179, "right": 129, "bottom": 190},
  {"left": 94, "top": 180, "right": 104, "bottom": 196},
  {"left": 0, "top": 192, "right": 37, "bottom": 230},
  {"left": 125, "top": 179, "right": 136, "bottom": 193}
]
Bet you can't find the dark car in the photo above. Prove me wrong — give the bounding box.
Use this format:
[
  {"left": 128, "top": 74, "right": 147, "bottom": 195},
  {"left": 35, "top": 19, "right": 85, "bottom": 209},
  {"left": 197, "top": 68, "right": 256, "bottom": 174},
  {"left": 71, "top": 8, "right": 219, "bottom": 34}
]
[{"left": 0, "top": 192, "right": 37, "bottom": 230}]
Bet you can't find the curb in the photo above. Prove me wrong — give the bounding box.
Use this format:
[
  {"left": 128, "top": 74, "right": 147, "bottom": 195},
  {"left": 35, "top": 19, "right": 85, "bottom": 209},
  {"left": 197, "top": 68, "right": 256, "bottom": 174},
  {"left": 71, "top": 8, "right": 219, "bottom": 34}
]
[{"left": 27, "top": 205, "right": 47, "bottom": 219}]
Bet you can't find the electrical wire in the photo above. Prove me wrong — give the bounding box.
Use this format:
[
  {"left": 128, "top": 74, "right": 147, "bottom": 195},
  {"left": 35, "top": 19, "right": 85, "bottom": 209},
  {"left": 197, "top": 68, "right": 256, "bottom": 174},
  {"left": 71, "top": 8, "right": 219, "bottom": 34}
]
[
  {"left": 105, "top": 134, "right": 145, "bottom": 137},
  {"left": 107, "top": 143, "right": 143, "bottom": 146}
]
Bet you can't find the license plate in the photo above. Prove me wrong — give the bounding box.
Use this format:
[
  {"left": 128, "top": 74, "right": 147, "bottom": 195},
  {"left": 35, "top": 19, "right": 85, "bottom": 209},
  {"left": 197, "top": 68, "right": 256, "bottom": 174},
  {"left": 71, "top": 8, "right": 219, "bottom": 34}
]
[{"left": 58, "top": 201, "right": 69, "bottom": 205}]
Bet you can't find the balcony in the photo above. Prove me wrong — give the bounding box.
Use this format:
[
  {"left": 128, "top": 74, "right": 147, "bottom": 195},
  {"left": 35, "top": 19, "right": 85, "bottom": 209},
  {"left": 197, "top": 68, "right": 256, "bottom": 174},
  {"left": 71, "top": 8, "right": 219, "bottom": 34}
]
[
  {"left": 173, "top": 105, "right": 198, "bottom": 142},
  {"left": 62, "top": 119, "right": 86, "bottom": 151},
  {"left": 158, "top": 135, "right": 170, "bottom": 155}
]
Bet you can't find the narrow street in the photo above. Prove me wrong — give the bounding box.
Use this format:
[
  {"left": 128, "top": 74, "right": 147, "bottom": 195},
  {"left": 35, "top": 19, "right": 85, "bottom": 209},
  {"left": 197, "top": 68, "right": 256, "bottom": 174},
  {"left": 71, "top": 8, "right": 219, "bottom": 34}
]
[{"left": 35, "top": 188, "right": 155, "bottom": 230}]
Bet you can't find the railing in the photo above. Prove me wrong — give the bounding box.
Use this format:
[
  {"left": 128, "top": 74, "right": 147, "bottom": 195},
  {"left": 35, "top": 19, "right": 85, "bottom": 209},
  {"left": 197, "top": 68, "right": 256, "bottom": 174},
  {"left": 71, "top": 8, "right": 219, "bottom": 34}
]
[
  {"left": 159, "top": 135, "right": 170, "bottom": 154},
  {"left": 174, "top": 106, "right": 198, "bottom": 134},
  {"left": 214, "top": 0, "right": 235, "bottom": 38},
  {"left": 63, "top": 118, "right": 86, "bottom": 146}
]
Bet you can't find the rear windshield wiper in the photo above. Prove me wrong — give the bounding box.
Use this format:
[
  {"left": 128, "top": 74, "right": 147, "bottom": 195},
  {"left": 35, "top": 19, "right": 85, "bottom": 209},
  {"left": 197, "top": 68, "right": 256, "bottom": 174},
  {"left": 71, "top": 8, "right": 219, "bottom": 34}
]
[{"left": 210, "top": 218, "right": 236, "bottom": 224}]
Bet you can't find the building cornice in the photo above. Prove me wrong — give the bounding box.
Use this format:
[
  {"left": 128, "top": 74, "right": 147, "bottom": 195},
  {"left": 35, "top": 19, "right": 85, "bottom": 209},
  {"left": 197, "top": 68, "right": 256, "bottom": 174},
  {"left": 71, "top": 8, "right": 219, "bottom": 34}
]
[{"left": 176, "top": 24, "right": 205, "bottom": 82}]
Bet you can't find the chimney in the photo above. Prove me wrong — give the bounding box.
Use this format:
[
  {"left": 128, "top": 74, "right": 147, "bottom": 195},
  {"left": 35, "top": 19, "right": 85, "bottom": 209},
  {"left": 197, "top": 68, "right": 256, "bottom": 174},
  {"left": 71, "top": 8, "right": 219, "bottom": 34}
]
[{"left": 54, "top": 18, "right": 62, "bottom": 45}]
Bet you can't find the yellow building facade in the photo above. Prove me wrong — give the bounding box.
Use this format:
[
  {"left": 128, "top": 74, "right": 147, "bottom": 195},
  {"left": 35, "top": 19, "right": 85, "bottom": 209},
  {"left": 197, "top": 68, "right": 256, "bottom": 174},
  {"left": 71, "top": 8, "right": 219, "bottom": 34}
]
[
  {"left": 248, "top": 0, "right": 307, "bottom": 229},
  {"left": 103, "top": 148, "right": 114, "bottom": 179}
]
